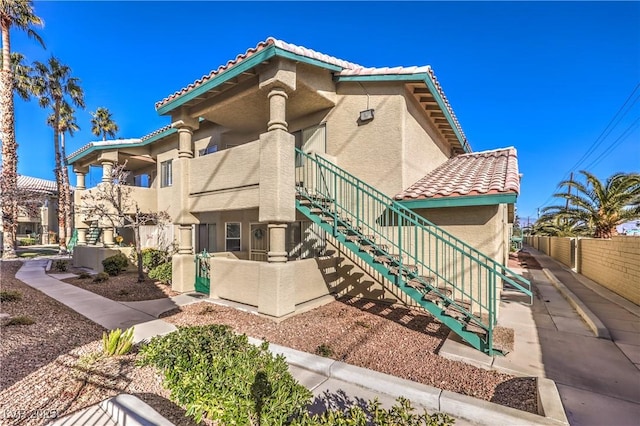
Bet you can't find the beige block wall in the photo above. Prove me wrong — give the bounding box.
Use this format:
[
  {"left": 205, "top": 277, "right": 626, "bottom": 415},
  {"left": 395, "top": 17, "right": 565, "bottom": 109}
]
[
  {"left": 549, "top": 237, "right": 573, "bottom": 268},
  {"left": 579, "top": 237, "right": 640, "bottom": 305}
]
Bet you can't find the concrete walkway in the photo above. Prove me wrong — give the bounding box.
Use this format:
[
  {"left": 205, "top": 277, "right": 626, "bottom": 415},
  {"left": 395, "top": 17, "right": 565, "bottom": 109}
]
[
  {"left": 525, "top": 247, "right": 640, "bottom": 426},
  {"left": 442, "top": 246, "right": 640, "bottom": 426},
  {"left": 13, "top": 258, "right": 565, "bottom": 426}
]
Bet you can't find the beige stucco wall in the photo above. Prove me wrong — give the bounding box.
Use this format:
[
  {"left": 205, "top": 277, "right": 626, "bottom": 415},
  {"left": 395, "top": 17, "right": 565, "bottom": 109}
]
[
  {"left": 73, "top": 246, "right": 135, "bottom": 272},
  {"left": 325, "top": 83, "right": 407, "bottom": 197},
  {"left": 210, "top": 256, "right": 331, "bottom": 311},
  {"left": 579, "top": 237, "right": 639, "bottom": 305},
  {"left": 189, "top": 141, "right": 260, "bottom": 213},
  {"left": 402, "top": 89, "right": 450, "bottom": 189}
]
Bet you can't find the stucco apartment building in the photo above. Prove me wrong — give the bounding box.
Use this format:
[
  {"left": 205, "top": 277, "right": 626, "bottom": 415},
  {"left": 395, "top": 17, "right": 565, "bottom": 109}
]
[
  {"left": 68, "top": 38, "right": 529, "bottom": 354},
  {"left": 0, "top": 175, "right": 59, "bottom": 245}
]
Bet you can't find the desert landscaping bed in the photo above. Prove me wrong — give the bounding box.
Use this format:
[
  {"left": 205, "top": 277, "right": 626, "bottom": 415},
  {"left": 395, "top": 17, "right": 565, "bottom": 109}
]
[
  {"left": 62, "top": 269, "right": 178, "bottom": 302},
  {"left": 161, "top": 299, "right": 537, "bottom": 414},
  {"left": 1, "top": 258, "right": 537, "bottom": 425}
]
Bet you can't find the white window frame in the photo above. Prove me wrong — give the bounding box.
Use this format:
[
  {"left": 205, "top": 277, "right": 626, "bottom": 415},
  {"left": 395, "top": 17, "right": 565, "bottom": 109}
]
[
  {"left": 160, "top": 160, "right": 172, "bottom": 188},
  {"left": 225, "top": 222, "right": 241, "bottom": 252}
]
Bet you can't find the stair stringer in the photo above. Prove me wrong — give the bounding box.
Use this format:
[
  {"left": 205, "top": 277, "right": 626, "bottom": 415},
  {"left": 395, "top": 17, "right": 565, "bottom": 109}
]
[{"left": 297, "top": 200, "right": 491, "bottom": 354}]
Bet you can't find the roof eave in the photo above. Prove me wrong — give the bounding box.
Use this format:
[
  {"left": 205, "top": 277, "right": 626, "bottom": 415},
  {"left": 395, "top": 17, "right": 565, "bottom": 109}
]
[
  {"left": 155, "top": 45, "right": 345, "bottom": 116},
  {"left": 67, "top": 127, "right": 177, "bottom": 165},
  {"left": 397, "top": 193, "right": 518, "bottom": 209},
  {"left": 336, "top": 73, "right": 470, "bottom": 154}
]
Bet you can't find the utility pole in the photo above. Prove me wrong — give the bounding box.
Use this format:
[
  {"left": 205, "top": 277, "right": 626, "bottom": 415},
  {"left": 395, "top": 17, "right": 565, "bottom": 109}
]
[{"left": 565, "top": 172, "right": 574, "bottom": 211}]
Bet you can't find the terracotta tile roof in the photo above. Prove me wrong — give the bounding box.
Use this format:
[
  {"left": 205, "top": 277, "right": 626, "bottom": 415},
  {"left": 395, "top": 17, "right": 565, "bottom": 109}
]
[
  {"left": 17, "top": 175, "right": 58, "bottom": 194},
  {"left": 154, "top": 39, "right": 467, "bottom": 147},
  {"left": 394, "top": 148, "right": 520, "bottom": 200}
]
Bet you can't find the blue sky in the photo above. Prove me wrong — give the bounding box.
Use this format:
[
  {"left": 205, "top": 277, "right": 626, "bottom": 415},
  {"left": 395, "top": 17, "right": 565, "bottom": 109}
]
[{"left": 12, "top": 1, "right": 640, "bottom": 224}]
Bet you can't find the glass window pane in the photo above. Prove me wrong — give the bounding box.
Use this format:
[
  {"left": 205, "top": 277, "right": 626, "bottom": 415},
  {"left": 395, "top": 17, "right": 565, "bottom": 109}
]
[{"left": 226, "top": 223, "right": 240, "bottom": 238}]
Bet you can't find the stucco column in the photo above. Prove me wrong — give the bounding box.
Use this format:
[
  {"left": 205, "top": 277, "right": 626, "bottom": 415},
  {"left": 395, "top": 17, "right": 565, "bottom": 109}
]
[
  {"left": 103, "top": 227, "right": 115, "bottom": 247},
  {"left": 267, "top": 87, "right": 288, "bottom": 131},
  {"left": 171, "top": 117, "right": 199, "bottom": 293},
  {"left": 268, "top": 223, "right": 288, "bottom": 263},
  {"left": 75, "top": 171, "right": 86, "bottom": 190},
  {"left": 178, "top": 127, "right": 194, "bottom": 159},
  {"left": 178, "top": 224, "right": 193, "bottom": 255},
  {"left": 77, "top": 228, "right": 87, "bottom": 246},
  {"left": 101, "top": 161, "right": 113, "bottom": 183}
]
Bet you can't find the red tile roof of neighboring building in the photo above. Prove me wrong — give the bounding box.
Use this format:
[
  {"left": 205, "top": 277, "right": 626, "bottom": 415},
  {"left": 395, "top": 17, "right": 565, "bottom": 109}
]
[
  {"left": 17, "top": 175, "right": 58, "bottom": 194},
  {"left": 153, "top": 39, "right": 467, "bottom": 146},
  {"left": 394, "top": 148, "right": 520, "bottom": 200}
]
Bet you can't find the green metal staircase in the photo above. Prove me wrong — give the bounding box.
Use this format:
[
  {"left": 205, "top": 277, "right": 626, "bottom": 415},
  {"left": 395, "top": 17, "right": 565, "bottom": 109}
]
[
  {"left": 86, "top": 221, "right": 102, "bottom": 245},
  {"left": 294, "top": 148, "right": 532, "bottom": 355}
]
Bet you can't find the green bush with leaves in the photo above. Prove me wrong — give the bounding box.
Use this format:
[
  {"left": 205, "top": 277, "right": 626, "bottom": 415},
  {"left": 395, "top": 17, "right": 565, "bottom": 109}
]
[
  {"left": 0, "top": 290, "right": 22, "bottom": 302},
  {"left": 103, "top": 327, "right": 134, "bottom": 356},
  {"left": 102, "top": 252, "right": 129, "bottom": 276},
  {"left": 53, "top": 260, "right": 69, "bottom": 272},
  {"left": 18, "top": 238, "right": 37, "bottom": 246},
  {"left": 292, "top": 397, "right": 455, "bottom": 426},
  {"left": 93, "top": 272, "right": 109, "bottom": 283},
  {"left": 138, "top": 325, "right": 312, "bottom": 425},
  {"left": 141, "top": 248, "right": 167, "bottom": 272},
  {"left": 148, "top": 261, "right": 172, "bottom": 284}
]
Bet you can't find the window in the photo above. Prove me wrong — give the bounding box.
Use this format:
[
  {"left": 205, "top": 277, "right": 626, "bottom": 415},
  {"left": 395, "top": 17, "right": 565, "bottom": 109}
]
[
  {"left": 225, "top": 222, "right": 241, "bottom": 251},
  {"left": 198, "top": 144, "right": 218, "bottom": 156},
  {"left": 134, "top": 174, "right": 150, "bottom": 188},
  {"left": 160, "top": 160, "right": 172, "bottom": 187}
]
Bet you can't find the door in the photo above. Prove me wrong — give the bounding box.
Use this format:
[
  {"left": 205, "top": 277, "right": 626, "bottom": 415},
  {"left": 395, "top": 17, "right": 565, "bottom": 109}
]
[
  {"left": 197, "top": 224, "right": 217, "bottom": 253},
  {"left": 250, "top": 223, "right": 269, "bottom": 262}
]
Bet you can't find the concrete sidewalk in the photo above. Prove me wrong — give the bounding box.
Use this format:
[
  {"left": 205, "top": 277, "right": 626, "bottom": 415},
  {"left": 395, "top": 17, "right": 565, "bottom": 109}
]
[
  {"left": 442, "top": 246, "right": 640, "bottom": 426},
  {"left": 14, "top": 258, "right": 565, "bottom": 426},
  {"left": 524, "top": 247, "right": 640, "bottom": 426}
]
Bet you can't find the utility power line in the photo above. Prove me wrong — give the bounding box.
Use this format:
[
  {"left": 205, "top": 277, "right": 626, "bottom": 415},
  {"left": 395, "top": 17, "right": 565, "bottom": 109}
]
[{"left": 535, "top": 83, "right": 640, "bottom": 212}]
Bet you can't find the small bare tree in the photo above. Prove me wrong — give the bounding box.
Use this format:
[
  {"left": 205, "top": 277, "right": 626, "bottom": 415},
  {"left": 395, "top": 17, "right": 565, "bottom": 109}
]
[{"left": 78, "top": 162, "right": 170, "bottom": 282}]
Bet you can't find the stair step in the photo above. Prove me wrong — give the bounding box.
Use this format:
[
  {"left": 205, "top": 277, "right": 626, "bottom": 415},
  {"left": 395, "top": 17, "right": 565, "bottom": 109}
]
[
  {"left": 409, "top": 275, "right": 436, "bottom": 287},
  {"left": 362, "top": 244, "right": 389, "bottom": 255},
  {"left": 373, "top": 255, "right": 395, "bottom": 264},
  {"left": 389, "top": 264, "right": 418, "bottom": 276}
]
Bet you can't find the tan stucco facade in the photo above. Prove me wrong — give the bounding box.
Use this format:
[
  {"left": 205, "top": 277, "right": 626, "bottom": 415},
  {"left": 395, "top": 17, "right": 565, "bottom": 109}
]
[{"left": 70, "top": 49, "right": 515, "bottom": 320}]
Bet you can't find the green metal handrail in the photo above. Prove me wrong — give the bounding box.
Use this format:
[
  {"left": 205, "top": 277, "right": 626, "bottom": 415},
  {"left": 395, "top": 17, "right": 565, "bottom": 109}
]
[{"left": 295, "top": 149, "right": 532, "bottom": 334}]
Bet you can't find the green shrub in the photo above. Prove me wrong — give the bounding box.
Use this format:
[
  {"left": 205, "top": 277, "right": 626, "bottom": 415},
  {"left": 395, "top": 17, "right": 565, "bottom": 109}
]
[
  {"left": 102, "top": 252, "right": 128, "bottom": 276},
  {"left": 315, "top": 343, "right": 334, "bottom": 358},
  {"left": 17, "top": 238, "right": 37, "bottom": 246},
  {"left": 5, "top": 316, "right": 35, "bottom": 326},
  {"left": 78, "top": 271, "right": 92, "bottom": 279},
  {"left": 103, "top": 327, "right": 134, "bottom": 356},
  {"left": 0, "top": 290, "right": 22, "bottom": 302},
  {"left": 292, "top": 397, "right": 455, "bottom": 426},
  {"left": 148, "top": 262, "right": 172, "bottom": 284},
  {"left": 53, "top": 260, "right": 69, "bottom": 272},
  {"left": 93, "top": 272, "right": 109, "bottom": 283},
  {"left": 141, "top": 248, "right": 167, "bottom": 272},
  {"left": 138, "top": 325, "right": 312, "bottom": 424}
]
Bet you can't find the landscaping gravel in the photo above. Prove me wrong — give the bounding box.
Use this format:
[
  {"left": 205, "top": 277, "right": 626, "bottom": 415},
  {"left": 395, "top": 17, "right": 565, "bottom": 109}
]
[{"left": 1, "top": 258, "right": 538, "bottom": 425}]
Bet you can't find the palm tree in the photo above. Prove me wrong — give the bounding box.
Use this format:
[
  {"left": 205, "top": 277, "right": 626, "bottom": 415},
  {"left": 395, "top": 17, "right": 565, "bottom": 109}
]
[
  {"left": 33, "top": 57, "right": 85, "bottom": 252},
  {"left": 542, "top": 171, "right": 640, "bottom": 238},
  {"left": 48, "top": 102, "right": 79, "bottom": 242},
  {"left": 0, "top": 0, "right": 44, "bottom": 258},
  {"left": 90, "top": 107, "right": 119, "bottom": 140},
  {"left": 531, "top": 214, "right": 588, "bottom": 237}
]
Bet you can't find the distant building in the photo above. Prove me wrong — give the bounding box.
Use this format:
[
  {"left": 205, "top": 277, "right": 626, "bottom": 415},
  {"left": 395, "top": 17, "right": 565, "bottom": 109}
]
[{"left": 0, "top": 175, "right": 59, "bottom": 244}]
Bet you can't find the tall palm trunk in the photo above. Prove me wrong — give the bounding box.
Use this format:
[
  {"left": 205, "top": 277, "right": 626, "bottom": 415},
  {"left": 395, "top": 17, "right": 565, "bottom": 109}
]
[
  {"left": 60, "top": 131, "right": 72, "bottom": 242},
  {"left": 52, "top": 101, "right": 67, "bottom": 252},
  {"left": 1, "top": 22, "right": 17, "bottom": 258}
]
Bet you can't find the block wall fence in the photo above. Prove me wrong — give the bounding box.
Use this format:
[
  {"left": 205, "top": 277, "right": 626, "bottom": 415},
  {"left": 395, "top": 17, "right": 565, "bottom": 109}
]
[{"left": 524, "top": 236, "right": 639, "bottom": 306}]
